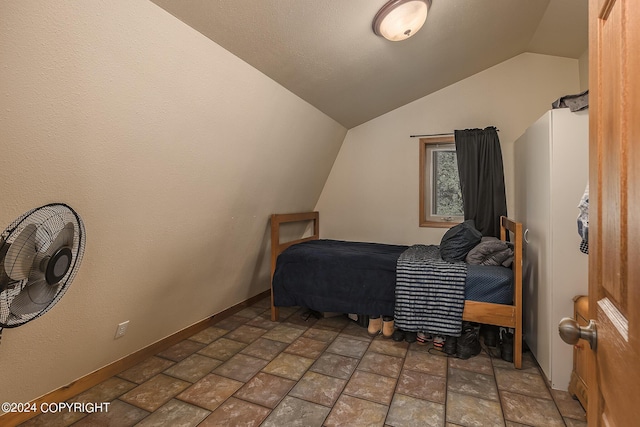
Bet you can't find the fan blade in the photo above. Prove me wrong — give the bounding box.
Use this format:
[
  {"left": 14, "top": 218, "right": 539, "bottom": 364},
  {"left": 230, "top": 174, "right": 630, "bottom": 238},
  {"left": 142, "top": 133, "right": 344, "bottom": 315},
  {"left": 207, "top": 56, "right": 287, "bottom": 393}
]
[
  {"left": 28, "top": 268, "right": 46, "bottom": 284},
  {"left": 45, "top": 223, "right": 75, "bottom": 257},
  {"left": 5, "top": 224, "right": 38, "bottom": 280},
  {"left": 9, "top": 279, "right": 58, "bottom": 316}
]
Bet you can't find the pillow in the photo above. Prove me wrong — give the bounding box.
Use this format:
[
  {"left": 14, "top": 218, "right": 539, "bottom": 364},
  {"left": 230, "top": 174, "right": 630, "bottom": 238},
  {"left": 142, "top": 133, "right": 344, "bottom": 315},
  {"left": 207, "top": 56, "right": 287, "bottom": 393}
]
[
  {"left": 440, "top": 220, "right": 483, "bottom": 262},
  {"left": 466, "top": 236, "right": 514, "bottom": 267}
]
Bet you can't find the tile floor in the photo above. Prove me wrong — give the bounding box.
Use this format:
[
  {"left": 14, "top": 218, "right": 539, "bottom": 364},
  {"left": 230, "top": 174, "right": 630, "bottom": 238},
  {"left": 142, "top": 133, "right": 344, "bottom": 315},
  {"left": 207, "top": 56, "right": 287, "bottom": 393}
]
[{"left": 19, "top": 296, "right": 587, "bottom": 426}]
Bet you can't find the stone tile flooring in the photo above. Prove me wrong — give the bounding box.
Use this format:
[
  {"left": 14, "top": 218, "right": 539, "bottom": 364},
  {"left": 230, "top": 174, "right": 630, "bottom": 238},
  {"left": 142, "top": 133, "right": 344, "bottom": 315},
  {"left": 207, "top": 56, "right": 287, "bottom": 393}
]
[{"left": 19, "top": 296, "right": 587, "bottom": 426}]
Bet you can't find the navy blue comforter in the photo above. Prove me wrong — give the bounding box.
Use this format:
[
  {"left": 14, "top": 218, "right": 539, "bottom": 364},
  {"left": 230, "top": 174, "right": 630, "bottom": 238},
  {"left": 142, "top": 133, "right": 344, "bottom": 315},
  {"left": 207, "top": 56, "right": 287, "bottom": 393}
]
[{"left": 272, "top": 239, "right": 513, "bottom": 317}]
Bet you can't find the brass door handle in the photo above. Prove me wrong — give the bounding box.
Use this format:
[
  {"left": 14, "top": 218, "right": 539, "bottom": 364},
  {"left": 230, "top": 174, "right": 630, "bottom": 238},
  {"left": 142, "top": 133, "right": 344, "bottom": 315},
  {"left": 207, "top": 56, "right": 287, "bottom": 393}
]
[{"left": 559, "top": 317, "right": 597, "bottom": 350}]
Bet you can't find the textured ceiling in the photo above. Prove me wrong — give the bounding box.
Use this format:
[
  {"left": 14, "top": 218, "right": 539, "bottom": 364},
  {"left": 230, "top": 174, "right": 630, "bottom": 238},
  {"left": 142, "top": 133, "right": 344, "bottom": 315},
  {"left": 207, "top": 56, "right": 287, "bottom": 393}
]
[{"left": 150, "top": 0, "right": 588, "bottom": 128}]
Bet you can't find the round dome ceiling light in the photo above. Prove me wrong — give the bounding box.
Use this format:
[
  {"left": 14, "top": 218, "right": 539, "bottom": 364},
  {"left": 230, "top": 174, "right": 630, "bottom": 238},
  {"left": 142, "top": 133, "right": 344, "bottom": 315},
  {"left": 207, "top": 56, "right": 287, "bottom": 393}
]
[{"left": 372, "top": 0, "right": 432, "bottom": 42}]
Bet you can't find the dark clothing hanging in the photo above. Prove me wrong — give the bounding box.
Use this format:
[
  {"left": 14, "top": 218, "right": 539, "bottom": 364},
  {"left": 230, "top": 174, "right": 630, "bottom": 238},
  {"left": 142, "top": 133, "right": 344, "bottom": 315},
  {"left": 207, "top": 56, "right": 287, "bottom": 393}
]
[{"left": 454, "top": 127, "right": 507, "bottom": 238}]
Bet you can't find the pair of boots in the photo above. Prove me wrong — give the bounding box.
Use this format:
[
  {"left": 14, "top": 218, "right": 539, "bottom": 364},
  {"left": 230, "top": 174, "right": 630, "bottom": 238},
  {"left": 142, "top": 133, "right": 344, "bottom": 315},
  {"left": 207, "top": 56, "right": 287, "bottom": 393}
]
[
  {"left": 480, "top": 324, "right": 514, "bottom": 362},
  {"left": 443, "top": 322, "right": 481, "bottom": 360},
  {"left": 368, "top": 316, "right": 394, "bottom": 338}
]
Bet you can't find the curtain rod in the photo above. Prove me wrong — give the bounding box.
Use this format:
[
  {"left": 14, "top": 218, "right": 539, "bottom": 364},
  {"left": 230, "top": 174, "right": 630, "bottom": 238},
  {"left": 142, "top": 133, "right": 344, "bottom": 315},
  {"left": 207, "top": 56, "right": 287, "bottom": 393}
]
[
  {"left": 410, "top": 129, "right": 500, "bottom": 138},
  {"left": 410, "top": 132, "right": 452, "bottom": 138}
]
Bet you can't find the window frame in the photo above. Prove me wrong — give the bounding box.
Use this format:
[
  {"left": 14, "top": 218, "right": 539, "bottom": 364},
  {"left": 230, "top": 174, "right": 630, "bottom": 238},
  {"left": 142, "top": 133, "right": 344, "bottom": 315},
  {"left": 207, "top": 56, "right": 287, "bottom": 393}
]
[{"left": 419, "top": 136, "right": 464, "bottom": 228}]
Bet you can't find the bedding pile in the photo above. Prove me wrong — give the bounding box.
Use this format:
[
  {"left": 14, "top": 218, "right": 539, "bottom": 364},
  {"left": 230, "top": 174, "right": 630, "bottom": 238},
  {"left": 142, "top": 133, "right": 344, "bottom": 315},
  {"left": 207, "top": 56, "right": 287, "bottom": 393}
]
[
  {"left": 465, "top": 237, "right": 514, "bottom": 266},
  {"left": 394, "top": 245, "right": 467, "bottom": 337}
]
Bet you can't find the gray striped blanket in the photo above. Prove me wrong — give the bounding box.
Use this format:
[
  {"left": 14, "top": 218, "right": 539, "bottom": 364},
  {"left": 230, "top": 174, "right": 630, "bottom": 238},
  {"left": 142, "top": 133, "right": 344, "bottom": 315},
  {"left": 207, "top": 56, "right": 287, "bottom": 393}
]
[{"left": 394, "top": 245, "right": 467, "bottom": 337}]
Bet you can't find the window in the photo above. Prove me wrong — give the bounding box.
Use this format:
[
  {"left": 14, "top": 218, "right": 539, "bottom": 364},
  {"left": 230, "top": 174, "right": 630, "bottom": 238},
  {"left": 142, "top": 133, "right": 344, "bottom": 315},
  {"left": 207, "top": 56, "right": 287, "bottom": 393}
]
[{"left": 419, "top": 136, "right": 464, "bottom": 227}]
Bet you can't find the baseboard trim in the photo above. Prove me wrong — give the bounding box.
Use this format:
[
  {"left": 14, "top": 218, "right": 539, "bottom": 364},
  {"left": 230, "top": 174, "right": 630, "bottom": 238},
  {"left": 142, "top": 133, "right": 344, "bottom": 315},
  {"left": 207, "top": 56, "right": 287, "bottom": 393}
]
[{"left": 1, "top": 289, "right": 270, "bottom": 427}]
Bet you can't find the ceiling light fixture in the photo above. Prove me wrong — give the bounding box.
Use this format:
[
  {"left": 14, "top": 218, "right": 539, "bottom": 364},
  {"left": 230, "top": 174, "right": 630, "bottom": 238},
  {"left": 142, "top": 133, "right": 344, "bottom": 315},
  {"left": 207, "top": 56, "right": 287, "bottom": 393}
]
[{"left": 372, "top": 0, "right": 431, "bottom": 42}]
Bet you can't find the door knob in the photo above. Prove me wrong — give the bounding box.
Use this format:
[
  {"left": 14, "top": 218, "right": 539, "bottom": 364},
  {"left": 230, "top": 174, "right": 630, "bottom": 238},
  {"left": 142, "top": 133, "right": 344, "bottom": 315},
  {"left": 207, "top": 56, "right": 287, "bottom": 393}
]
[{"left": 558, "top": 317, "right": 597, "bottom": 350}]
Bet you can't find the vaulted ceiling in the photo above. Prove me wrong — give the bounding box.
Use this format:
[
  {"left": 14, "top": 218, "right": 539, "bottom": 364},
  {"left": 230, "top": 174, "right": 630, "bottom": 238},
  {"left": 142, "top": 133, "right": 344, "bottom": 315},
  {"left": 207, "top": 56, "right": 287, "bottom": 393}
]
[{"left": 151, "top": 0, "right": 588, "bottom": 128}]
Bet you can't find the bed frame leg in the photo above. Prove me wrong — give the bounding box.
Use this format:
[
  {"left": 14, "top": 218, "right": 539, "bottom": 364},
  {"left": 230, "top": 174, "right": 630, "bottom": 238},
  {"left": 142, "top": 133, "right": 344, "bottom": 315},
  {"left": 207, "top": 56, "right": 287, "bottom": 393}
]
[
  {"left": 514, "top": 328, "right": 522, "bottom": 369},
  {"left": 270, "top": 287, "right": 279, "bottom": 320}
]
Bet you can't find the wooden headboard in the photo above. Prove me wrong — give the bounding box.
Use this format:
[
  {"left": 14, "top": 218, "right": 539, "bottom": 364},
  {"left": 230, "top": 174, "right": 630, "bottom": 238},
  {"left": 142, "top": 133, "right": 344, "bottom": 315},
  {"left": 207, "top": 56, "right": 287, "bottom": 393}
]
[{"left": 269, "top": 212, "right": 319, "bottom": 319}]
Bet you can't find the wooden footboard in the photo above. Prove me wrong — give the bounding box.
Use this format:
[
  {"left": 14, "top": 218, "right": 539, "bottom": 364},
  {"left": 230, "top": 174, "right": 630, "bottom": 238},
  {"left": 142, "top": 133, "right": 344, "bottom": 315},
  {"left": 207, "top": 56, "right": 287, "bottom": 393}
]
[
  {"left": 270, "top": 212, "right": 523, "bottom": 368},
  {"left": 462, "top": 216, "right": 523, "bottom": 368}
]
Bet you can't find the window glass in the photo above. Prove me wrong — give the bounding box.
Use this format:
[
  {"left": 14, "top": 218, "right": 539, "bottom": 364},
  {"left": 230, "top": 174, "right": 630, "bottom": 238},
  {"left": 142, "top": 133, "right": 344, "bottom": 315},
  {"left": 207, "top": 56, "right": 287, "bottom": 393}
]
[
  {"left": 419, "top": 137, "right": 464, "bottom": 227},
  {"left": 433, "top": 149, "right": 463, "bottom": 217}
]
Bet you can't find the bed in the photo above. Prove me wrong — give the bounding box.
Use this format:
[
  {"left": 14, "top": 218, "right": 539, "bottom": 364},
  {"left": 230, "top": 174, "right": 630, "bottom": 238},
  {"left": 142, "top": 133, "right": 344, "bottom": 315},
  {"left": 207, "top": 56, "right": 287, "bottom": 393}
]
[{"left": 269, "top": 212, "right": 523, "bottom": 368}]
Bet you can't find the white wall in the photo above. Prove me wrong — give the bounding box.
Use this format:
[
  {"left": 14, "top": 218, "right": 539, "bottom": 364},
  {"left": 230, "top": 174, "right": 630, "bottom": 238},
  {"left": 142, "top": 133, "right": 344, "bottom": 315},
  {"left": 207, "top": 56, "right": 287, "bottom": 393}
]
[
  {"left": 316, "top": 53, "right": 580, "bottom": 245},
  {"left": 0, "top": 0, "right": 346, "bottom": 404},
  {"left": 578, "top": 48, "right": 589, "bottom": 91}
]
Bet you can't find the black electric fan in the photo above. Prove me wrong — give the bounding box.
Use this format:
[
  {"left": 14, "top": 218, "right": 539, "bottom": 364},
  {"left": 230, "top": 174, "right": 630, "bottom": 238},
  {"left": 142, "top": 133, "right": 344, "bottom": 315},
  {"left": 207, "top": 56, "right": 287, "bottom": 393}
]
[{"left": 0, "top": 203, "right": 86, "bottom": 338}]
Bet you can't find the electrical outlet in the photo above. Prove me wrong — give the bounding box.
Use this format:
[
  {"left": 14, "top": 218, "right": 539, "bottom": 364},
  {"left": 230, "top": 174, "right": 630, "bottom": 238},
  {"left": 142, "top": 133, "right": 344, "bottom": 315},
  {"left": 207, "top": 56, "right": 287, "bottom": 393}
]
[{"left": 114, "top": 321, "right": 129, "bottom": 339}]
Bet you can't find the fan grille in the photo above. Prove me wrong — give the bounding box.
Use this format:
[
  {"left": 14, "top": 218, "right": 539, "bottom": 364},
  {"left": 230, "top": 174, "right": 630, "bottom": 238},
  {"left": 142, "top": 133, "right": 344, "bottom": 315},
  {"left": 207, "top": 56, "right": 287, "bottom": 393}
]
[{"left": 0, "top": 203, "right": 86, "bottom": 328}]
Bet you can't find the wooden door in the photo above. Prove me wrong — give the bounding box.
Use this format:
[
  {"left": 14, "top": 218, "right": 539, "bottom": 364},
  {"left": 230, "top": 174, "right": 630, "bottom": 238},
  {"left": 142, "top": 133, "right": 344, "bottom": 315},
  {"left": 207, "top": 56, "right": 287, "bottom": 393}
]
[{"left": 588, "top": 0, "right": 640, "bottom": 425}]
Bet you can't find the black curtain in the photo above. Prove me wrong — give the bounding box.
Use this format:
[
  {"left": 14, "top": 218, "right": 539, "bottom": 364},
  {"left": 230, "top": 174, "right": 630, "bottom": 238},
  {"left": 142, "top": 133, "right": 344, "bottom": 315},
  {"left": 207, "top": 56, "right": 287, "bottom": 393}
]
[{"left": 454, "top": 126, "right": 507, "bottom": 238}]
